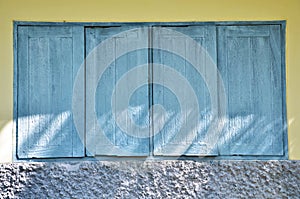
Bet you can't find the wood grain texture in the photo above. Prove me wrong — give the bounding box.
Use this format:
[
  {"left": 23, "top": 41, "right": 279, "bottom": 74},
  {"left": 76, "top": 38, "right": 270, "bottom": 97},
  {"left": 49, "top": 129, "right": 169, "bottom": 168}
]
[
  {"left": 152, "top": 26, "right": 218, "bottom": 156},
  {"left": 217, "top": 25, "right": 284, "bottom": 155},
  {"left": 17, "top": 26, "right": 84, "bottom": 158},
  {"left": 85, "top": 26, "right": 150, "bottom": 156},
  {"left": 15, "top": 22, "right": 286, "bottom": 159}
]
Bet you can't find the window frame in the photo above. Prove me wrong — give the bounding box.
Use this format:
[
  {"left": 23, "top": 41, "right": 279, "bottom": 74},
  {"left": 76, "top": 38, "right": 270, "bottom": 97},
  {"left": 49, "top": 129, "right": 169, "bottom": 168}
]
[{"left": 13, "top": 21, "right": 288, "bottom": 161}]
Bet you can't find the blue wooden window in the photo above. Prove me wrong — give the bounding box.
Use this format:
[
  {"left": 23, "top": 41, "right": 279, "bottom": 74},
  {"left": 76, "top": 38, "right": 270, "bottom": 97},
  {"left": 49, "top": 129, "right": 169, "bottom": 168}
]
[{"left": 15, "top": 22, "right": 287, "bottom": 159}]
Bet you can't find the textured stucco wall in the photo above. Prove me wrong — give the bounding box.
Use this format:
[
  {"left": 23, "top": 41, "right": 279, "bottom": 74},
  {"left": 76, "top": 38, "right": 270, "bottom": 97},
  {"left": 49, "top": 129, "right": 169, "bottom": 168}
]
[{"left": 0, "top": 161, "right": 299, "bottom": 198}]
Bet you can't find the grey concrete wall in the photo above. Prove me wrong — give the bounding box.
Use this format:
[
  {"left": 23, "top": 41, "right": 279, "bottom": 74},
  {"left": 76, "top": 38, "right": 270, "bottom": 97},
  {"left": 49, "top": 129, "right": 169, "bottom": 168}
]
[{"left": 0, "top": 161, "right": 299, "bottom": 198}]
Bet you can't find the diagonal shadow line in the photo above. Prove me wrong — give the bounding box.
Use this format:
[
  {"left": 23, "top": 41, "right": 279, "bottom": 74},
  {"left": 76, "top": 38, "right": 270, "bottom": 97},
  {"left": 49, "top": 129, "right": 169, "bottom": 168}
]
[{"left": 17, "top": 111, "right": 74, "bottom": 158}]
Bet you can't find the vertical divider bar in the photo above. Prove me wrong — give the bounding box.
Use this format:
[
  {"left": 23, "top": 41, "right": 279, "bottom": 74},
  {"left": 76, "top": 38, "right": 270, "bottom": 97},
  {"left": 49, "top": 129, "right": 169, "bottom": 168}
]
[
  {"left": 84, "top": 27, "right": 87, "bottom": 156},
  {"left": 280, "top": 23, "right": 288, "bottom": 158},
  {"left": 216, "top": 25, "right": 221, "bottom": 156},
  {"left": 148, "top": 26, "right": 154, "bottom": 157}
]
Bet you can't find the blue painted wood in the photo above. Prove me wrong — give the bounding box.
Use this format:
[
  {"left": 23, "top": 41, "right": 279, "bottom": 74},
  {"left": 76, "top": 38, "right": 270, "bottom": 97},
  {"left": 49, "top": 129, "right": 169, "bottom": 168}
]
[
  {"left": 17, "top": 26, "right": 84, "bottom": 158},
  {"left": 280, "top": 22, "right": 288, "bottom": 159},
  {"left": 217, "top": 25, "right": 284, "bottom": 155},
  {"left": 85, "top": 26, "right": 150, "bottom": 156},
  {"left": 152, "top": 26, "right": 218, "bottom": 156}
]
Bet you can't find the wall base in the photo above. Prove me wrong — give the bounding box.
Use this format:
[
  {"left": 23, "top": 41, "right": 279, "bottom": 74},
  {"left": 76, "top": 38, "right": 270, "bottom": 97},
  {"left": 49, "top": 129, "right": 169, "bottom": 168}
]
[{"left": 0, "top": 160, "right": 299, "bottom": 198}]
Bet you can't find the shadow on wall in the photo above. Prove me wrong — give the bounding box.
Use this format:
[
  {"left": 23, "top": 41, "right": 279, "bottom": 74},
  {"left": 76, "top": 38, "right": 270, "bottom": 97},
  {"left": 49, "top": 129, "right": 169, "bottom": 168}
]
[
  {"left": 0, "top": 120, "right": 13, "bottom": 162},
  {"left": 288, "top": 118, "right": 296, "bottom": 158}
]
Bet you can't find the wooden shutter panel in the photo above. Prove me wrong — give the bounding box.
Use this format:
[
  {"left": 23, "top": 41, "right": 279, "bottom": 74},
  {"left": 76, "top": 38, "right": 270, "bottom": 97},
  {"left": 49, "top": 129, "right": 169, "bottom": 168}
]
[
  {"left": 17, "top": 26, "right": 85, "bottom": 158},
  {"left": 85, "top": 26, "right": 150, "bottom": 156},
  {"left": 152, "top": 26, "right": 218, "bottom": 156},
  {"left": 217, "top": 25, "right": 284, "bottom": 155}
]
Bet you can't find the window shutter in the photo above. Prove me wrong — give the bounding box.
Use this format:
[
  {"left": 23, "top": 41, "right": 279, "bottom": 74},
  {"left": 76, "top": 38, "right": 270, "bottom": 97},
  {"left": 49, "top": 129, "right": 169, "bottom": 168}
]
[
  {"left": 152, "top": 26, "right": 218, "bottom": 156},
  {"left": 17, "top": 26, "right": 85, "bottom": 158},
  {"left": 85, "top": 26, "right": 150, "bottom": 156},
  {"left": 217, "top": 25, "right": 284, "bottom": 155},
  {"left": 15, "top": 22, "right": 286, "bottom": 159}
]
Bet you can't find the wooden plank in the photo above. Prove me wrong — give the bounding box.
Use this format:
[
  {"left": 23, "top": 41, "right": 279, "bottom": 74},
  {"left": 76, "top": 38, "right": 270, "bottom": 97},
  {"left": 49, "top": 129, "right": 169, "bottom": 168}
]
[
  {"left": 72, "top": 26, "right": 85, "bottom": 157},
  {"left": 14, "top": 21, "right": 286, "bottom": 28},
  {"left": 217, "top": 25, "right": 284, "bottom": 155},
  {"left": 17, "top": 26, "right": 29, "bottom": 158}
]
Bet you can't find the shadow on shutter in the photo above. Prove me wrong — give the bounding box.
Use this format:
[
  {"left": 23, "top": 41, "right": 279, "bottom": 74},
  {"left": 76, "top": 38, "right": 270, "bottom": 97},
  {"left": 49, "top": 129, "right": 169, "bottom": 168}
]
[
  {"left": 217, "top": 25, "right": 284, "bottom": 156},
  {"left": 17, "top": 26, "right": 84, "bottom": 158}
]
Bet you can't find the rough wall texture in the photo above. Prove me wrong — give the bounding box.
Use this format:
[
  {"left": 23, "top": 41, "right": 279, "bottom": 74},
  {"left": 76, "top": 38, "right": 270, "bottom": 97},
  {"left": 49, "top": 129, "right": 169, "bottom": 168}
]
[{"left": 0, "top": 160, "right": 299, "bottom": 198}]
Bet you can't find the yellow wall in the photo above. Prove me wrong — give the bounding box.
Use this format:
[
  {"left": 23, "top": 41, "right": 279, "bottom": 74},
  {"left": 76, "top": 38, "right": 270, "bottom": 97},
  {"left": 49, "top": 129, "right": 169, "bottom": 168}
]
[{"left": 0, "top": 0, "right": 299, "bottom": 162}]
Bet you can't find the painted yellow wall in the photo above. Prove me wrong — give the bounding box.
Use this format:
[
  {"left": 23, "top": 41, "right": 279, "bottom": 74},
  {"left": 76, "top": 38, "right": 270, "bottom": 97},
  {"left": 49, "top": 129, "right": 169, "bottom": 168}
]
[{"left": 0, "top": 0, "right": 299, "bottom": 162}]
